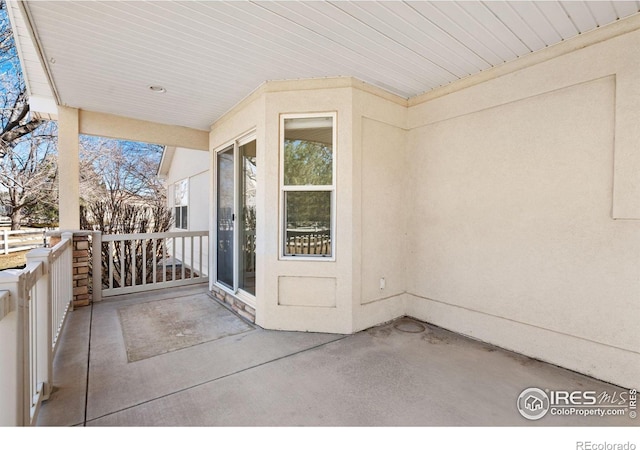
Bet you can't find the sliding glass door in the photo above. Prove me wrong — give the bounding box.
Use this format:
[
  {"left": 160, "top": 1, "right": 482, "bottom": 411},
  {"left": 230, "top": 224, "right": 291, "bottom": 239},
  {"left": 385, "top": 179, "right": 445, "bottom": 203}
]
[
  {"left": 215, "top": 136, "right": 257, "bottom": 297},
  {"left": 216, "top": 147, "right": 235, "bottom": 289},
  {"left": 239, "top": 140, "right": 256, "bottom": 295}
]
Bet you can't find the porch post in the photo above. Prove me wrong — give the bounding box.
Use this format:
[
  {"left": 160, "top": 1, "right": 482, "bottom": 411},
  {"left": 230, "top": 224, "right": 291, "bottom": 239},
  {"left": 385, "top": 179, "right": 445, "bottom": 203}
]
[{"left": 58, "top": 106, "right": 80, "bottom": 229}]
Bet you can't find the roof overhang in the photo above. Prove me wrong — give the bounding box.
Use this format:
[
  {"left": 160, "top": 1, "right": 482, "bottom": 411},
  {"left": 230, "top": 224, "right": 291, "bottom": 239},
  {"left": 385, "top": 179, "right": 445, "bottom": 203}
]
[
  {"left": 5, "top": 0, "right": 58, "bottom": 118},
  {"left": 157, "top": 146, "right": 176, "bottom": 179},
  {"left": 7, "top": 1, "right": 640, "bottom": 131}
]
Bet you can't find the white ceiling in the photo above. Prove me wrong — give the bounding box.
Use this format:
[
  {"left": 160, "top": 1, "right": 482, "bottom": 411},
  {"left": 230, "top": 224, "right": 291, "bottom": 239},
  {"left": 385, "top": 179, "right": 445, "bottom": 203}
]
[{"left": 13, "top": 1, "right": 640, "bottom": 131}]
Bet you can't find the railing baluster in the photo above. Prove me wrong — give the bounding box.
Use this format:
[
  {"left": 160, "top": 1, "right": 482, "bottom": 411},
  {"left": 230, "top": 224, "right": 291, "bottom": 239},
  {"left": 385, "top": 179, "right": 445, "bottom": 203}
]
[
  {"left": 152, "top": 238, "right": 157, "bottom": 284},
  {"left": 199, "top": 236, "right": 203, "bottom": 276},
  {"left": 142, "top": 239, "right": 147, "bottom": 286},
  {"left": 163, "top": 238, "right": 167, "bottom": 283},
  {"left": 51, "top": 257, "right": 55, "bottom": 343},
  {"left": 131, "top": 239, "right": 136, "bottom": 287},
  {"left": 109, "top": 241, "right": 114, "bottom": 290},
  {"left": 171, "top": 238, "right": 176, "bottom": 282},
  {"left": 119, "top": 240, "right": 125, "bottom": 288},
  {"left": 181, "top": 236, "right": 186, "bottom": 281},
  {"left": 190, "top": 236, "right": 194, "bottom": 279},
  {"left": 30, "top": 286, "right": 36, "bottom": 414},
  {"left": 51, "top": 260, "right": 56, "bottom": 348}
]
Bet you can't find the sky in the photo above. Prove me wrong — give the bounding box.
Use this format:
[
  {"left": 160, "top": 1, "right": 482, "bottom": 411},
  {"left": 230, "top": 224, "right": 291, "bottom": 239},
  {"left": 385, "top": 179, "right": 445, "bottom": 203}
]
[{"left": 0, "top": 0, "right": 21, "bottom": 115}]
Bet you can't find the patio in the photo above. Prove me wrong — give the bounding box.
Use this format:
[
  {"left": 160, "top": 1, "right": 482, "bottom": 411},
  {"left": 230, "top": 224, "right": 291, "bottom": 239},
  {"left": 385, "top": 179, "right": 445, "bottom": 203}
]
[{"left": 36, "top": 284, "right": 631, "bottom": 427}]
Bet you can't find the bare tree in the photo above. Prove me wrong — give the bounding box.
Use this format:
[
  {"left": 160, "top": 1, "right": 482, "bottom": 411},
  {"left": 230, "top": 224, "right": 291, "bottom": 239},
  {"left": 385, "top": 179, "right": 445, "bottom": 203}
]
[
  {"left": 0, "top": 1, "right": 43, "bottom": 157},
  {"left": 79, "top": 136, "right": 166, "bottom": 210},
  {"left": 78, "top": 136, "right": 173, "bottom": 288},
  {"left": 79, "top": 135, "right": 169, "bottom": 233},
  {"left": 0, "top": 121, "right": 58, "bottom": 229},
  {"left": 0, "top": 0, "right": 57, "bottom": 229}
]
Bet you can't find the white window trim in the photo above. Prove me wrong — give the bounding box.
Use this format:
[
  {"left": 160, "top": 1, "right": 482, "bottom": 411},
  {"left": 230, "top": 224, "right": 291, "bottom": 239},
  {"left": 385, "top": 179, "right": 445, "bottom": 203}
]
[
  {"left": 174, "top": 178, "right": 189, "bottom": 230},
  {"left": 279, "top": 112, "right": 337, "bottom": 261}
]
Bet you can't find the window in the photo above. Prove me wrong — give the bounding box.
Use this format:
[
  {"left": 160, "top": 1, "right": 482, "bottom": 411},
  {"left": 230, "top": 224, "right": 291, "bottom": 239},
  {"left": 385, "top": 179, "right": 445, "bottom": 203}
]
[
  {"left": 281, "top": 113, "right": 335, "bottom": 258},
  {"left": 174, "top": 178, "right": 188, "bottom": 229}
]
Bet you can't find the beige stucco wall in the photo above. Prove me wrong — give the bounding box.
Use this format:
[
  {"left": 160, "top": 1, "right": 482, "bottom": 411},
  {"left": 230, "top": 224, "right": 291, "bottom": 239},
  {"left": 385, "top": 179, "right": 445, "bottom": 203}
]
[
  {"left": 408, "top": 25, "right": 640, "bottom": 221},
  {"left": 207, "top": 24, "right": 639, "bottom": 387},
  {"left": 79, "top": 110, "right": 209, "bottom": 151},
  {"left": 260, "top": 86, "right": 354, "bottom": 334},
  {"left": 352, "top": 89, "right": 408, "bottom": 331},
  {"left": 405, "top": 30, "right": 640, "bottom": 388},
  {"left": 211, "top": 78, "right": 407, "bottom": 333}
]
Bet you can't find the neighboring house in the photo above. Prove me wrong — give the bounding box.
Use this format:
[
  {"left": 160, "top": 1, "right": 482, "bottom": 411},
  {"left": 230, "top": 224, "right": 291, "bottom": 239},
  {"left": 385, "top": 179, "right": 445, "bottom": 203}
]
[
  {"left": 157, "top": 146, "right": 210, "bottom": 276},
  {"left": 6, "top": 1, "right": 639, "bottom": 390}
]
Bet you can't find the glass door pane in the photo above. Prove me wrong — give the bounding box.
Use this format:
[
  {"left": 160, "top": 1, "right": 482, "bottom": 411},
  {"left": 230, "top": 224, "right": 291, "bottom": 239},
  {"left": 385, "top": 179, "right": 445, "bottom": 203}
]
[
  {"left": 216, "top": 147, "right": 234, "bottom": 288},
  {"left": 239, "top": 141, "right": 256, "bottom": 295}
]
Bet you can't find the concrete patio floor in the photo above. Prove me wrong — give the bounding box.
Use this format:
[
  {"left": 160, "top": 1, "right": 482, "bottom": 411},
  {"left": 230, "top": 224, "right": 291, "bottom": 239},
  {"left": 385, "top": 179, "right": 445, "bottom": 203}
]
[{"left": 36, "top": 284, "right": 635, "bottom": 427}]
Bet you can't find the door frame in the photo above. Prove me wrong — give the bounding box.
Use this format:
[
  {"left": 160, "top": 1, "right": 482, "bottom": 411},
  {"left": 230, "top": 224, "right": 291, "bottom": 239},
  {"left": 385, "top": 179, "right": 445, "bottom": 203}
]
[{"left": 212, "top": 130, "right": 257, "bottom": 305}]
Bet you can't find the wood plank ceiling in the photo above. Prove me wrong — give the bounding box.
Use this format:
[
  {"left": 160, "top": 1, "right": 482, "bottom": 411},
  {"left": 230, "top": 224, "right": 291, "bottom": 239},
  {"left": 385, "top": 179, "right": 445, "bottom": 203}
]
[{"left": 18, "top": 1, "right": 640, "bottom": 130}]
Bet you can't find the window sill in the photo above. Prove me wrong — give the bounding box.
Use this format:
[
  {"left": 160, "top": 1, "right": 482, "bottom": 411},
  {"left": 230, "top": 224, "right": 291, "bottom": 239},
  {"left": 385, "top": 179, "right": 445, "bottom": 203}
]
[{"left": 280, "top": 255, "right": 335, "bottom": 262}]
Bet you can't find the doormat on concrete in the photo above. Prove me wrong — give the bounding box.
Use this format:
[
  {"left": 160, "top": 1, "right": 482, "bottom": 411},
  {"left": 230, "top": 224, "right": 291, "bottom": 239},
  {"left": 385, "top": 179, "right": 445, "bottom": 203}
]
[{"left": 118, "top": 293, "right": 254, "bottom": 362}]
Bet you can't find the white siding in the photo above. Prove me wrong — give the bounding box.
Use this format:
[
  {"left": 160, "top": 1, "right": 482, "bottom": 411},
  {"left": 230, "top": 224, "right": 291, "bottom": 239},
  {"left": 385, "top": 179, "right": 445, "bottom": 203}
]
[{"left": 165, "top": 147, "right": 210, "bottom": 277}]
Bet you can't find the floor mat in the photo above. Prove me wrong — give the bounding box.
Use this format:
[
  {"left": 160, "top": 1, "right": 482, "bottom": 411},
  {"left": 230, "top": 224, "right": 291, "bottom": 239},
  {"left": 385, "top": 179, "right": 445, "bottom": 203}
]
[{"left": 118, "top": 294, "right": 254, "bottom": 362}]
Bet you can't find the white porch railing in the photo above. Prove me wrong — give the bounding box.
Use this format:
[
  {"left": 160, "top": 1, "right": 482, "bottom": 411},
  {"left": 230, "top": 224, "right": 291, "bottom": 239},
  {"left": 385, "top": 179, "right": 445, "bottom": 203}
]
[
  {"left": 94, "top": 230, "right": 209, "bottom": 299},
  {"left": 0, "top": 232, "right": 73, "bottom": 426},
  {"left": 0, "top": 229, "right": 48, "bottom": 255}
]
